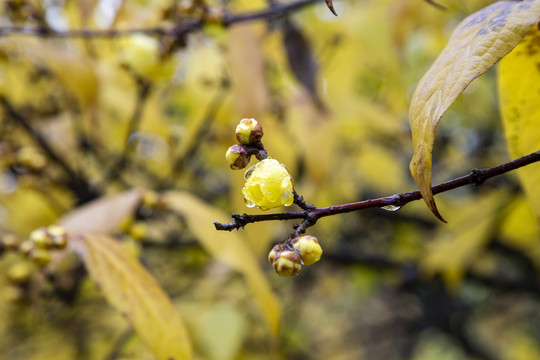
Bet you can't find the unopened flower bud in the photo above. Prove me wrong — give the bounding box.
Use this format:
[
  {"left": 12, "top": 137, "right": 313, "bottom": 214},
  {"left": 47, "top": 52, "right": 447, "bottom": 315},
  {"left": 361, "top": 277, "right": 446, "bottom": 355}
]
[
  {"left": 235, "top": 118, "right": 263, "bottom": 145},
  {"left": 291, "top": 235, "right": 322, "bottom": 266},
  {"left": 268, "top": 244, "right": 280, "bottom": 264},
  {"left": 30, "top": 248, "right": 52, "bottom": 267},
  {"left": 142, "top": 190, "right": 160, "bottom": 208},
  {"left": 205, "top": 7, "right": 224, "bottom": 25},
  {"left": 19, "top": 240, "right": 35, "bottom": 257},
  {"left": 129, "top": 222, "right": 148, "bottom": 242},
  {"left": 226, "top": 144, "right": 251, "bottom": 170},
  {"left": 272, "top": 249, "right": 303, "bottom": 277},
  {"left": 243, "top": 158, "right": 294, "bottom": 210},
  {"left": 1, "top": 234, "right": 18, "bottom": 251},
  {"left": 48, "top": 225, "right": 67, "bottom": 250},
  {"left": 30, "top": 228, "right": 53, "bottom": 249},
  {"left": 7, "top": 262, "right": 34, "bottom": 284}
]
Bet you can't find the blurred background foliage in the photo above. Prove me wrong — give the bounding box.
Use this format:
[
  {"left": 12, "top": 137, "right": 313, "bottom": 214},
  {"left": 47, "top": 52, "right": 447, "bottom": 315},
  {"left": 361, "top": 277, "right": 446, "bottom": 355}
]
[{"left": 0, "top": 0, "right": 539, "bottom": 359}]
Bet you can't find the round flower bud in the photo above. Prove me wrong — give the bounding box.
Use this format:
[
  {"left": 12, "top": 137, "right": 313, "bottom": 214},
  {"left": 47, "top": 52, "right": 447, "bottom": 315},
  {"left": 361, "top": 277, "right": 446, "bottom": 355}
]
[
  {"left": 7, "top": 262, "right": 34, "bottom": 284},
  {"left": 272, "top": 249, "right": 303, "bottom": 277},
  {"left": 226, "top": 144, "right": 251, "bottom": 170},
  {"left": 142, "top": 190, "right": 160, "bottom": 208},
  {"left": 129, "top": 222, "right": 148, "bottom": 242},
  {"left": 268, "top": 244, "right": 281, "bottom": 264},
  {"left": 30, "top": 248, "right": 52, "bottom": 267},
  {"left": 48, "top": 225, "right": 67, "bottom": 250},
  {"left": 30, "top": 228, "right": 53, "bottom": 249},
  {"left": 1, "top": 234, "right": 19, "bottom": 251},
  {"left": 242, "top": 158, "right": 294, "bottom": 210},
  {"left": 291, "top": 235, "right": 322, "bottom": 266},
  {"left": 19, "top": 240, "right": 35, "bottom": 257},
  {"left": 235, "top": 118, "right": 263, "bottom": 145}
]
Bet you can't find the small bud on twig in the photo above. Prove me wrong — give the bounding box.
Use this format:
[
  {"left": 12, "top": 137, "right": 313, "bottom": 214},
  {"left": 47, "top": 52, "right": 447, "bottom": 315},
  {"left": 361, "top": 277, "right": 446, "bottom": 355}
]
[
  {"left": 291, "top": 235, "right": 322, "bottom": 265},
  {"left": 271, "top": 249, "right": 303, "bottom": 277},
  {"left": 226, "top": 144, "right": 251, "bottom": 170},
  {"left": 235, "top": 118, "right": 263, "bottom": 145}
]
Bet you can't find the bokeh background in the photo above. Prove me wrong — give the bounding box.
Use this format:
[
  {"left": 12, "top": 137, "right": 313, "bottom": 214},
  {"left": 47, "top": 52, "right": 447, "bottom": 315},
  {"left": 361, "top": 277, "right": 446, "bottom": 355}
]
[{"left": 1, "top": 0, "right": 539, "bottom": 359}]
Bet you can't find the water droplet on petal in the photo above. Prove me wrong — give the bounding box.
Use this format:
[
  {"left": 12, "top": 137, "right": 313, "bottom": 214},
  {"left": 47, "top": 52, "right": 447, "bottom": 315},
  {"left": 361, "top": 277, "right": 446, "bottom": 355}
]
[
  {"left": 382, "top": 205, "right": 401, "bottom": 212},
  {"left": 244, "top": 198, "right": 256, "bottom": 208},
  {"left": 244, "top": 165, "right": 256, "bottom": 180}
]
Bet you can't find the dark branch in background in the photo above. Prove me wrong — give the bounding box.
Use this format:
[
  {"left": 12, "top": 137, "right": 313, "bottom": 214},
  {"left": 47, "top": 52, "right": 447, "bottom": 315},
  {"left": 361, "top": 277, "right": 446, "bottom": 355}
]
[
  {"left": 423, "top": 0, "right": 448, "bottom": 11},
  {"left": 215, "top": 150, "right": 540, "bottom": 231},
  {"left": 0, "top": 96, "right": 100, "bottom": 204},
  {"left": 102, "top": 76, "right": 152, "bottom": 184},
  {"left": 164, "top": 82, "right": 229, "bottom": 187},
  {"left": 0, "top": 0, "right": 318, "bottom": 39}
]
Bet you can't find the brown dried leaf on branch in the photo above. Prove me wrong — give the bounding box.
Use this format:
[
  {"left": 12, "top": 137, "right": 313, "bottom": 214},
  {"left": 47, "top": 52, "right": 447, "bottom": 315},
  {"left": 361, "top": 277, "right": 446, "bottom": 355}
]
[{"left": 409, "top": 0, "right": 540, "bottom": 222}]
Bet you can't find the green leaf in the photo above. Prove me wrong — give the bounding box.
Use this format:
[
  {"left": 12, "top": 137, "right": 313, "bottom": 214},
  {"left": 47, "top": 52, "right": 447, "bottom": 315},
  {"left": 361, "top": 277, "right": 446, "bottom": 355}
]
[
  {"left": 409, "top": 0, "right": 540, "bottom": 221},
  {"left": 164, "top": 191, "right": 282, "bottom": 337},
  {"left": 71, "top": 233, "right": 193, "bottom": 360},
  {"left": 499, "top": 24, "right": 540, "bottom": 220}
]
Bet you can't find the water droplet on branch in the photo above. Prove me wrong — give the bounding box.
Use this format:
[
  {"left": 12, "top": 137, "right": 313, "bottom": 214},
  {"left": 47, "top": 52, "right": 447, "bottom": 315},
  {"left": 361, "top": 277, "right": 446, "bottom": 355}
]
[{"left": 381, "top": 205, "right": 401, "bottom": 212}]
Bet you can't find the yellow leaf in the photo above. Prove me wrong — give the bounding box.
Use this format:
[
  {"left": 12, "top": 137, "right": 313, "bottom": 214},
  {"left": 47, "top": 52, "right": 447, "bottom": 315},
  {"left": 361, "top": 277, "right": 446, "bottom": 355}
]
[
  {"left": 500, "top": 197, "right": 539, "bottom": 252},
  {"left": 409, "top": 0, "right": 540, "bottom": 221},
  {"left": 227, "top": 23, "right": 270, "bottom": 118},
  {"left": 59, "top": 189, "right": 142, "bottom": 233},
  {"left": 499, "top": 24, "right": 540, "bottom": 219},
  {"left": 70, "top": 233, "right": 193, "bottom": 360},
  {"left": 164, "top": 191, "right": 282, "bottom": 337},
  {"left": 0, "top": 37, "right": 99, "bottom": 107}
]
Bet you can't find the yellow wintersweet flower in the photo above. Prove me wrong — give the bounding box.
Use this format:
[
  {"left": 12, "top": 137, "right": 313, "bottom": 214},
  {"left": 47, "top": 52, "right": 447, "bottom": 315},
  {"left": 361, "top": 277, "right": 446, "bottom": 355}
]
[{"left": 242, "top": 158, "right": 294, "bottom": 210}]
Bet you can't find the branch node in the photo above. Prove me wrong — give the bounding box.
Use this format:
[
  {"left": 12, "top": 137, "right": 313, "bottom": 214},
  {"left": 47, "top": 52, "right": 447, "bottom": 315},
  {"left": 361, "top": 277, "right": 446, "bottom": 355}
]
[{"left": 471, "top": 168, "right": 487, "bottom": 186}]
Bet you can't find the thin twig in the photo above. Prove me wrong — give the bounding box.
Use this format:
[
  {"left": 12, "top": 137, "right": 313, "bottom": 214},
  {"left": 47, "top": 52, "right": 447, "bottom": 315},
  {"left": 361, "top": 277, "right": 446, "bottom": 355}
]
[
  {"left": 423, "top": 0, "right": 448, "bottom": 11},
  {"left": 0, "top": 96, "right": 100, "bottom": 203},
  {"left": 214, "top": 150, "right": 540, "bottom": 231},
  {"left": 102, "top": 77, "right": 152, "bottom": 184},
  {"left": 0, "top": 0, "right": 317, "bottom": 39},
  {"left": 167, "top": 87, "right": 228, "bottom": 182}
]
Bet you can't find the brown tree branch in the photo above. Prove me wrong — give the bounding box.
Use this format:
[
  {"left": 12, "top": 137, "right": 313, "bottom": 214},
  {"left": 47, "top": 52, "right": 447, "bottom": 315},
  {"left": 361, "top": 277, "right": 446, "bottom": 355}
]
[
  {"left": 0, "top": 0, "right": 317, "bottom": 39},
  {"left": 214, "top": 150, "right": 540, "bottom": 231},
  {"left": 101, "top": 76, "right": 152, "bottom": 185},
  {"left": 0, "top": 96, "right": 100, "bottom": 204}
]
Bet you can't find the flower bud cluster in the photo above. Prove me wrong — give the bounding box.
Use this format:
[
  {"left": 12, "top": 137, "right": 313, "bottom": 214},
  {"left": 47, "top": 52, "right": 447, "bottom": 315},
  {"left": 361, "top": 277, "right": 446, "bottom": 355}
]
[
  {"left": 19, "top": 225, "right": 68, "bottom": 268},
  {"left": 225, "top": 118, "right": 263, "bottom": 170},
  {"left": 226, "top": 119, "right": 294, "bottom": 210},
  {"left": 268, "top": 235, "right": 323, "bottom": 277}
]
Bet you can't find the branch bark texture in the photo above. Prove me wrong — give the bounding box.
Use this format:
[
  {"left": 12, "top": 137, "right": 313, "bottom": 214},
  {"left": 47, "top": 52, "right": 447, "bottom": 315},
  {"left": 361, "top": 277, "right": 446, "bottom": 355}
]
[{"left": 214, "top": 150, "right": 540, "bottom": 231}]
